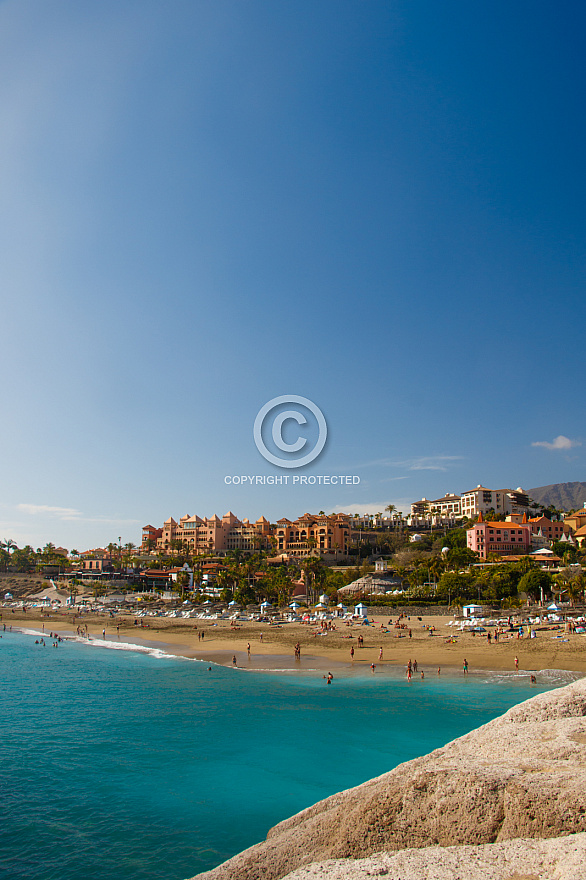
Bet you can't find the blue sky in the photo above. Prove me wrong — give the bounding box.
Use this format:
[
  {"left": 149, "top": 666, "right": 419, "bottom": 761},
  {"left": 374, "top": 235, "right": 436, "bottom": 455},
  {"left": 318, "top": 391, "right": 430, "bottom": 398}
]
[{"left": 1, "top": 0, "right": 585, "bottom": 550}]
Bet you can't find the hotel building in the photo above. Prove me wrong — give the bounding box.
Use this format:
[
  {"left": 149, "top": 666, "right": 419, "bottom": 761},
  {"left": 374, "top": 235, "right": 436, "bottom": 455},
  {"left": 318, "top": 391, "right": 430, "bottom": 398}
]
[
  {"left": 141, "top": 511, "right": 349, "bottom": 558},
  {"left": 274, "top": 513, "right": 351, "bottom": 557},
  {"left": 466, "top": 512, "right": 531, "bottom": 559}
]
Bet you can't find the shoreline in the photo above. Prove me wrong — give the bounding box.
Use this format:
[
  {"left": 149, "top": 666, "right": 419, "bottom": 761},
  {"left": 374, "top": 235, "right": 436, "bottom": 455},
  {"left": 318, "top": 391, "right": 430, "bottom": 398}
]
[{"left": 7, "top": 612, "right": 585, "bottom": 682}]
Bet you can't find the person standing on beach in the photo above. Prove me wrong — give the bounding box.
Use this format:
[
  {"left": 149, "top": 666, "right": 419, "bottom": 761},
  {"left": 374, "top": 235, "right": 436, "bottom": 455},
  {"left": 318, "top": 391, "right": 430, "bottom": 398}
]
[
  {"left": 514, "top": 655, "right": 519, "bottom": 670},
  {"left": 463, "top": 658, "right": 468, "bottom": 675},
  {"left": 350, "top": 645, "right": 354, "bottom": 660},
  {"left": 379, "top": 647, "right": 383, "bottom": 661},
  {"left": 247, "top": 642, "right": 251, "bottom": 656}
]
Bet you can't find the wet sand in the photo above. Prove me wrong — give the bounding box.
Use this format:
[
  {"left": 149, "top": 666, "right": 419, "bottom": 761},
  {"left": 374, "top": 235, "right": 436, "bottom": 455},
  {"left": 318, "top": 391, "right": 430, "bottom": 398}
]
[{"left": 5, "top": 608, "right": 586, "bottom": 675}]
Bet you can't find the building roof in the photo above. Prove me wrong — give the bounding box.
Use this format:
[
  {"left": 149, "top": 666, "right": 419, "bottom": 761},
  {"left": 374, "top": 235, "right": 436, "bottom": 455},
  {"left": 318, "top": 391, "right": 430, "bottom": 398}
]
[{"left": 476, "top": 518, "right": 529, "bottom": 530}]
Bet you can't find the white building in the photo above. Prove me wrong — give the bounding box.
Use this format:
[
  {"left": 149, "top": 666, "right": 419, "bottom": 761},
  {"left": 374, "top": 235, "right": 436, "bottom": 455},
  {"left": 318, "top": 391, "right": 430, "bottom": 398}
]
[{"left": 460, "top": 486, "right": 529, "bottom": 519}]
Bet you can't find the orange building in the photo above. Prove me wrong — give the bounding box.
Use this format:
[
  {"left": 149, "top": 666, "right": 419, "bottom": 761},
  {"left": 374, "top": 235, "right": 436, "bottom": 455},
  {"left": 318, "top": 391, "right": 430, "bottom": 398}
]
[
  {"left": 143, "top": 512, "right": 272, "bottom": 555},
  {"left": 563, "top": 507, "right": 586, "bottom": 534},
  {"left": 142, "top": 511, "right": 350, "bottom": 558},
  {"left": 274, "top": 513, "right": 351, "bottom": 557},
  {"left": 527, "top": 516, "right": 564, "bottom": 541}
]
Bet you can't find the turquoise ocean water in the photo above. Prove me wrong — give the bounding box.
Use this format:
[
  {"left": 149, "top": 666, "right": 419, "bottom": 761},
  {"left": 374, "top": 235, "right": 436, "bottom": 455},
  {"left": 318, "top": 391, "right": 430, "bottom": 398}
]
[{"left": 0, "top": 629, "right": 573, "bottom": 880}]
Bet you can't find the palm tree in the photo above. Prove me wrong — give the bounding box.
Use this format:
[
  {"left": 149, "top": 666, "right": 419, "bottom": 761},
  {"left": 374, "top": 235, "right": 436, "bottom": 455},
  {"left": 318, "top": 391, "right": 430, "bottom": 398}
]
[
  {"left": 568, "top": 572, "right": 586, "bottom": 606},
  {"left": 2, "top": 538, "right": 18, "bottom": 556},
  {"left": 302, "top": 556, "right": 324, "bottom": 603}
]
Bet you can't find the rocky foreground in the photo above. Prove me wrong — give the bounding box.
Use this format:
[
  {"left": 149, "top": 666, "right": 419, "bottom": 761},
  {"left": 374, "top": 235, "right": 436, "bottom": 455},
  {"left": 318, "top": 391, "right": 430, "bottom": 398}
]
[{"left": 191, "top": 677, "right": 586, "bottom": 880}]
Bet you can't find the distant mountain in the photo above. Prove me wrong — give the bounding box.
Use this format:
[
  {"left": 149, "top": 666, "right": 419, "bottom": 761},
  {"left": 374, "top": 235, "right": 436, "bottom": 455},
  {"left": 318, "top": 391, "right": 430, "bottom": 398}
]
[{"left": 527, "top": 482, "right": 586, "bottom": 512}]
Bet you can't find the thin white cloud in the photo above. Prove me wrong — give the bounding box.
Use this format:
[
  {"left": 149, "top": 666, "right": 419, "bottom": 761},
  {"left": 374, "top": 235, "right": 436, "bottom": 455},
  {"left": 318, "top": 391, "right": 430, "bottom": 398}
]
[
  {"left": 18, "top": 503, "right": 82, "bottom": 519},
  {"left": 531, "top": 435, "right": 581, "bottom": 451},
  {"left": 81, "top": 516, "right": 141, "bottom": 526},
  {"left": 393, "top": 456, "right": 463, "bottom": 472},
  {"left": 358, "top": 455, "right": 463, "bottom": 472},
  {"left": 16, "top": 504, "right": 139, "bottom": 526}
]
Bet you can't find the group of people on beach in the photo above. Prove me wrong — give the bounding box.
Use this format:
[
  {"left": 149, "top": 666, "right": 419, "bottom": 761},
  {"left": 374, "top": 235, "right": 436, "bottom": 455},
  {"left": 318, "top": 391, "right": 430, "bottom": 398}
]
[{"left": 406, "top": 658, "right": 426, "bottom": 680}]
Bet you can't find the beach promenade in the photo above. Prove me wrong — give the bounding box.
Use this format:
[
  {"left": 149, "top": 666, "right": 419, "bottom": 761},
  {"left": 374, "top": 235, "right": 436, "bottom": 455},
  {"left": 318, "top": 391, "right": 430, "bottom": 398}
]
[{"left": 6, "top": 608, "right": 586, "bottom": 674}]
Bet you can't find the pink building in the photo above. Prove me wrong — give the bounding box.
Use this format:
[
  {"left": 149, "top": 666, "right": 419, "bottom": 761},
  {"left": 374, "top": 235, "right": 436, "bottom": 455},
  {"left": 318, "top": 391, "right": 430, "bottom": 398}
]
[{"left": 467, "top": 512, "right": 531, "bottom": 559}]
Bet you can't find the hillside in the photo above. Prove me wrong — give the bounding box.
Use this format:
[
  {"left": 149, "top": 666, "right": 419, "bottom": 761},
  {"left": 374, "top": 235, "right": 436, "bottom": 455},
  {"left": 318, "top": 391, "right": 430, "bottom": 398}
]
[{"left": 527, "top": 481, "right": 586, "bottom": 511}]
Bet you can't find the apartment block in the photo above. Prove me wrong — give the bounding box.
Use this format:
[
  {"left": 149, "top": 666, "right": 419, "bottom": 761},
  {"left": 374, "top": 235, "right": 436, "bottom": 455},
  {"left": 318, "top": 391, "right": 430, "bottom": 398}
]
[
  {"left": 460, "top": 485, "right": 529, "bottom": 518},
  {"left": 274, "top": 513, "right": 351, "bottom": 557},
  {"left": 467, "top": 513, "right": 531, "bottom": 559}
]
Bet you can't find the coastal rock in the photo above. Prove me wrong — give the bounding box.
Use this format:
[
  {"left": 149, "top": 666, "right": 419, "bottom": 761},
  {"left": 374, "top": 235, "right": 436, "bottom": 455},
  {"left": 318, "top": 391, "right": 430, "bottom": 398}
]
[
  {"left": 190, "top": 678, "right": 586, "bottom": 880},
  {"left": 282, "top": 833, "right": 586, "bottom": 880}
]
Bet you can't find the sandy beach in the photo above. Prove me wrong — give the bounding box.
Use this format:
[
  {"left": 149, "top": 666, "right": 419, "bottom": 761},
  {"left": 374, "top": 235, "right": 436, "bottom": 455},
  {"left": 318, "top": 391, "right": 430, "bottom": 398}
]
[{"left": 5, "top": 608, "right": 586, "bottom": 675}]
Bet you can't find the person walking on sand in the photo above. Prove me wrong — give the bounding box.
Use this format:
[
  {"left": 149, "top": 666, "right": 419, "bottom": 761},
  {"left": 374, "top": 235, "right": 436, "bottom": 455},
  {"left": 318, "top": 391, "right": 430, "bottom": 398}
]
[
  {"left": 232, "top": 655, "right": 237, "bottom": 666},
  {"left": 379, "top": 647, "right": 383, "bottom": 661},
  {"left": 247, "top": 642, "right": 251, "bottom": 656},
  {"left": 350, "top": 645, "right": 355, "bottom": 660},
  {"left": 463, "top": 658, "right": 468, "bottom": 675}
]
